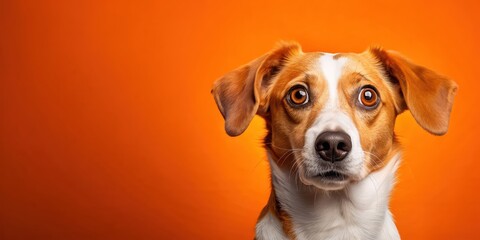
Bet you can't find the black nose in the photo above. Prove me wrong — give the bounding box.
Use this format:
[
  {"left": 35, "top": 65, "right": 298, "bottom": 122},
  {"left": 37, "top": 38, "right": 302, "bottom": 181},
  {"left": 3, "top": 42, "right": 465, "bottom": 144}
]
[{"left": 315, "top": 131, "right": 352, "bottom": 162}]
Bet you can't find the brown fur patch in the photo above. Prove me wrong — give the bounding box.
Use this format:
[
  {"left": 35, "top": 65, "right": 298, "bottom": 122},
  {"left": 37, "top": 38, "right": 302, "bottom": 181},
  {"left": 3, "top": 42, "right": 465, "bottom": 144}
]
[
  {"left": 257, "top": 187, "right": 297, "bottom": 240},
  {"left": 368, "top": 47, "right": 458, "bottom": 135}
]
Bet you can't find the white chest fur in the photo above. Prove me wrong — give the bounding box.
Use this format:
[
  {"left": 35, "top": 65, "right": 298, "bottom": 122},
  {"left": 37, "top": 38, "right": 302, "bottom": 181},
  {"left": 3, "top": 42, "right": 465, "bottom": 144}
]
[{"left": 255, "top": 154, "right": 401, "bottom": 240}]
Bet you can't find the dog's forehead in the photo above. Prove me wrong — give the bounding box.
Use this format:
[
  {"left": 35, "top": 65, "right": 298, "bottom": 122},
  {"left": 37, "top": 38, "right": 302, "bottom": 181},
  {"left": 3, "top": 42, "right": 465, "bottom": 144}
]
[
  {"left": 273, "top": 51, "right": 380, "bottom": 98},
  {"left": 310, "top": 52, "right": 373, "bottom": 78},
  {"left": 284, "top": 51, "right": 376, "bottom": 82},
  {"left": 316, "top": 53, "right": 347, "bottom": 83}
]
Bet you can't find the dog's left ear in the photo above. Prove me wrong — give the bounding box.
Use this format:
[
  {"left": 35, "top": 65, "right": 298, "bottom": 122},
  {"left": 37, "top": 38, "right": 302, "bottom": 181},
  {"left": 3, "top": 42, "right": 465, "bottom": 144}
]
[
  {"left": 212, "top": 42, "right": 302, "bottom": 136},
  {"left": 369, "top": 48, "right": 458, "bottom": 135}
]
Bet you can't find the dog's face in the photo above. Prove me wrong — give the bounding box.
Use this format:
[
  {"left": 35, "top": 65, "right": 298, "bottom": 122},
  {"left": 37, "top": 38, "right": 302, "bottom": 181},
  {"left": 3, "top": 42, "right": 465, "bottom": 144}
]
[
  {"left": 212, "top": 42, "right": 457, "bottom": 190},
  {"left": 267, "top": 52, "right": 401, "bottom": 190}
]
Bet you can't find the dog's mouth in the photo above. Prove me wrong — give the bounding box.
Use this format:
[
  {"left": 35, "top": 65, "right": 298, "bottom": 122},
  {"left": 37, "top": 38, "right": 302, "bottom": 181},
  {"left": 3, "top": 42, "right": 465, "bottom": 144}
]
[
  {"left": 300, "top": 170, "right": 351, "bottom": 190},
  {"left": 314, "top": 171, "right": 347, "bottom": 181}
]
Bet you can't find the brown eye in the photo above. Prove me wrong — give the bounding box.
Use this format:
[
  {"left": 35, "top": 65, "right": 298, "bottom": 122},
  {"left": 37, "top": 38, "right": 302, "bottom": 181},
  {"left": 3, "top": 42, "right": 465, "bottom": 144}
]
[
  {"left": 287, "top": 86, "right": 309, "bottom": 106},
  {"left": 358, "top": 86, "right": 379, "bottom": 108}
]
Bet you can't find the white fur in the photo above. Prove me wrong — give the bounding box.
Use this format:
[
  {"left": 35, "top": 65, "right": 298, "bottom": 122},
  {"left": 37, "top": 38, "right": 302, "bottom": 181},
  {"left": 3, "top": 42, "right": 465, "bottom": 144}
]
[
  {"left": 257, "top": 153, "right": 401, "bottom": 240},
  {"left": 318, "top": 53, "right": 346, "bottom": 109},
  {"left": 255, "top": 210, "right": 289, "bottom": 240}
]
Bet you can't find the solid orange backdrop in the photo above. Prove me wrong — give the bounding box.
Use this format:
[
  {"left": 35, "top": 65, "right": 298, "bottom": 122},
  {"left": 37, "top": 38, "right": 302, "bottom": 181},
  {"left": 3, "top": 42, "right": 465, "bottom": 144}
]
[{"left": 1, "top": 0, "right": 479, "bottom": 239}]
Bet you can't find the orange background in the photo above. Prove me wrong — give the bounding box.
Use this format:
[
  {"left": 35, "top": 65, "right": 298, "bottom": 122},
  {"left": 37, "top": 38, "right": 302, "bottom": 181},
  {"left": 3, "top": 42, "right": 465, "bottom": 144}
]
[{"left": 1, "top": 0, "right": 479, "bottom": 239}]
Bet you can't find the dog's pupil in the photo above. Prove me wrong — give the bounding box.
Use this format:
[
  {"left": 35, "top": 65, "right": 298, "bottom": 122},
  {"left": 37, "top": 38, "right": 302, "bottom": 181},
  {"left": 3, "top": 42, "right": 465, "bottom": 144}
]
[
  {"left": 295, "top": 90, "right": 305, "bottom": 100},
  {"left": 364, "top": 91, "right": 372, "bottom": 100}
]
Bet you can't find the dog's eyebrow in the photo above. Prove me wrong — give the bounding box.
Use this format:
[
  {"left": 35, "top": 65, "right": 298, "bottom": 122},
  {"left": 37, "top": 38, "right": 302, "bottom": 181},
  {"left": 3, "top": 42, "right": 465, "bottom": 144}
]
[
  {"left": 304, "top": 73, "right": 312, "bottom": 81},
  {"left": 288, "top": 73, "right": 311, "bottom": 85},
  {"left": 353, "top": 72, "right": 372, "bottom": 83}
]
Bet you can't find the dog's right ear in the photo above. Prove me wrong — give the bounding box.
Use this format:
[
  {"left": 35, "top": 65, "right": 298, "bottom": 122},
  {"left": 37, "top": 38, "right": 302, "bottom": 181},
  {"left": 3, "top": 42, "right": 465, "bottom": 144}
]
[{"left": 212, "top": 42, "right": 302, "bottom": 136}]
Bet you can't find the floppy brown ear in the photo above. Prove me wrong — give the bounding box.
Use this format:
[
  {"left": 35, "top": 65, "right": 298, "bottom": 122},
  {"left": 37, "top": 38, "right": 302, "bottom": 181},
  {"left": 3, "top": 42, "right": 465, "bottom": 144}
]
[
  {"left": 370, "top": 48, "right": 458, "bottom": 135},
  {"left": 212, "top": 42, "right": 302, "bottom": 136}
]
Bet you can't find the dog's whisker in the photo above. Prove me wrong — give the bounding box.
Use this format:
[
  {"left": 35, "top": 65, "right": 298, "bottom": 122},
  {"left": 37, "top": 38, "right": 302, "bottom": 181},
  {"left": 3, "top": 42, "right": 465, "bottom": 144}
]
[
  {"left": 264, "top": 142, "right": 303, "bottom": 151},
  {"left": 277, "top": 149, "right": 301, "bottom": 167},
  {"left": 363, "top": 151, "right": 383, "bottom": 169}
]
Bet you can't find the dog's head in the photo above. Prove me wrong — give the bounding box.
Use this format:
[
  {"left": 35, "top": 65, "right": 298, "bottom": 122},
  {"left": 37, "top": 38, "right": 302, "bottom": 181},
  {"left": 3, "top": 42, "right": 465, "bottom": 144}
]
[{"left": 212, "top": 42, "right": 457, "bottom": 190}]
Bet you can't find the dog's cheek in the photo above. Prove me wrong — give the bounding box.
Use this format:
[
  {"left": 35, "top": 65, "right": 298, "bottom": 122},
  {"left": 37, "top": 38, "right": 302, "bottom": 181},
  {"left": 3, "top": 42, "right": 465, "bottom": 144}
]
[{"left": 358, "top": 108, "right": 396, "bottom": 172}]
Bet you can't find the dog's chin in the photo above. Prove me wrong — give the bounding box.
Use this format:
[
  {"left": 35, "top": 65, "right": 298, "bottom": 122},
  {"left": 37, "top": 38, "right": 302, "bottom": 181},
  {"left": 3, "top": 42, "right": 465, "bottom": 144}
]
[{"left": 300, "top": 171, "right": 351, "bottom": 191}]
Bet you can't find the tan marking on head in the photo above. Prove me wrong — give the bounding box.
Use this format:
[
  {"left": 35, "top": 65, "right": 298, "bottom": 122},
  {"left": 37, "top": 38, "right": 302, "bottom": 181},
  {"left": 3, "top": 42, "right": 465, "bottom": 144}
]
[{"left": 265, "top": 52, "right": 329, "bottom": 171}]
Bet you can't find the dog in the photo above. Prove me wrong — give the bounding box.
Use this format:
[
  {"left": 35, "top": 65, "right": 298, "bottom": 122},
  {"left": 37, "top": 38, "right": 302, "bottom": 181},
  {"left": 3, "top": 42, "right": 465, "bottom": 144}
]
[{"left": 211, "top": 42, "right": 457, "bottom": 240}]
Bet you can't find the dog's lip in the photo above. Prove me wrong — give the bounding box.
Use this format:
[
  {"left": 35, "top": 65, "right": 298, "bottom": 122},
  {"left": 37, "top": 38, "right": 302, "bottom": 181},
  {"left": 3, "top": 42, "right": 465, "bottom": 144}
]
[
  {"left": 312, "top": 170, "right": 348, "bottom": 181},
  {"left": 299, "top": 169, "right": 352, "bottom": 190}
]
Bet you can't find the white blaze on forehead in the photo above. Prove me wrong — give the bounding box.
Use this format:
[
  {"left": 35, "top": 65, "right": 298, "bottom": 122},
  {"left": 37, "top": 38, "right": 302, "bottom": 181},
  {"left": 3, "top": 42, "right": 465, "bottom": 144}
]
[{"left": 318, "top": 53, "right": 348, "bottom": 109}]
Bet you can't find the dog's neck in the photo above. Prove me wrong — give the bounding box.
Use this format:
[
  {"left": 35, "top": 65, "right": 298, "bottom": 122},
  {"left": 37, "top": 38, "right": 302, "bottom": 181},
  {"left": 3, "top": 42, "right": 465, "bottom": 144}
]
[{"left": 256, "top": 151, "right": 401, "bottom": 240}]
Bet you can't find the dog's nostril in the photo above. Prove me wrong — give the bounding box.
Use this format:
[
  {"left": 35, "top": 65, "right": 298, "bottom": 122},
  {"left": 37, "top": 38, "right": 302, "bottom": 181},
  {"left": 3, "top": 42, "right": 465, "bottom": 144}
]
[
  {"left": 315, "top": 131, "right": 352, "bottom": 162},
  {"left": 320, "top": 142, "right": 330, "bottom": 151}
]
